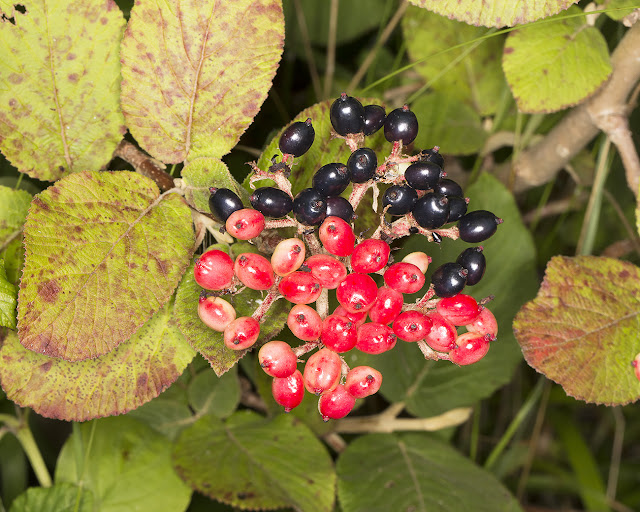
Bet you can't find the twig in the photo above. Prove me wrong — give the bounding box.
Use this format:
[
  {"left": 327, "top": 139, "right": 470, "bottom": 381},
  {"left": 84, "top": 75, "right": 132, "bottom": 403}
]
[
  {"left": 113, "top": 140, "right": 174, "bottom": 192},
  {"left": 334, "top": 407, "right": 472, "bottom": 433}
]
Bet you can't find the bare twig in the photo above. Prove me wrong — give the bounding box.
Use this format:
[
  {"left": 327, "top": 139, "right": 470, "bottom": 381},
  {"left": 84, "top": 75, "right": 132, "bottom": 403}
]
[
  {"left": 334, "top": 407, "right": 472, "bottom": 433},
  {"left": 113, "top": 140, "right": 175, "bottom": 192}
]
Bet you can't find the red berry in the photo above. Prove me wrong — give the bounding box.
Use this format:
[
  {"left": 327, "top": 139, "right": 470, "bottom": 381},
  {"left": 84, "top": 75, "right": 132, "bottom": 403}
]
[
  {"left": 234, "top": 253, "right": 275, "bottom": 290},
  {"left": 321, "top": 314, "right": 358, "bottom": 353},
  {"left": 384, "top": 262, "right": 425, "bottom": 294},
  {"left": 436, "top": 293, "right": 481, "bottom": 325},
  {"left": 449, "top": 332, "right": 492, "bottom": 365},
  {"left": 305, "top": 254, "right": 347, "bottom": 289},
  {"left": 424, "top": 312, "right": 457, "bottom": 352},
  {"left": 351, "top": 239, "right": 390, "bottom": 274},
  {"left": 392, "top": 310, "right": 433, "bottom": 342},
  {"left": 465, "top": 307, "right": 498, "bottom": 338},
  {"left": 303, "top": 348, "right": 342, "bottom": 395},
  {"left": 333, "top": 305, "right": 367, "bottom": 327},
  {"left": 225, "top": 208, "right": 265, "bottom": 240},
  {"left": 223, "top": 316, "right": 260, "bottom": 350},
  {"left": 402, "top": 252, "right": 431, "bottom": 274},
  {"left": 272, "top": 369, "right": 305, "bottom": 411},
  {"left": 271, "top": 238, "right": 306, "bottom": 277},
  {"left": 367, "top": 287, "right": 404, "bottom": 325},
  {"left": 197, "top": 295, "right": 236, "bottom": 332},
  {"left": 287, "top": 304, "right": 323, "bottom": 341},
  {"left": 356, "top": 323, "right": 397, "bottom": 354},
  {"left": 319, "top": 216, "right": 355, "bottom": 257},
  {"left": 278, "top": 272, "right": 323, "bottom": 304},
  {"left": 633, "top": 353, "right": 640, "bottom": 382},
  {"left": 336, "top": 273, "right": 378, "bottom": 313},
  {"left": 345, "top": 366, "right": 382, "bottom": 398},
  {"left": 318, "top": 384, "right": 355, "bottom": 421},
  {"left": 259, "top": 341, "right": 297, "bottom": 378},
  {"left": 194, "top": 249, "right": 234, "bottom": 290}
]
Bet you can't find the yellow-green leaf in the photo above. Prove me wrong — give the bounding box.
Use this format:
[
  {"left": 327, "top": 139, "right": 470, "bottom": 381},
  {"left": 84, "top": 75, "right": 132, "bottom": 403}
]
[
  {"left": 17, "top": 171, "right": 194, "bottom": 361},
  {"left": 0, "top": 259, "right": 17, "bottom": 329},
  {"left": 0, "top": 185, "right": 31, "bottom": 285},
  {"left": 120, "top": 0, "right": 284, "bottom": 164},
  {"left": 0, "top": 0, "right": 126, "bottom": 181}
]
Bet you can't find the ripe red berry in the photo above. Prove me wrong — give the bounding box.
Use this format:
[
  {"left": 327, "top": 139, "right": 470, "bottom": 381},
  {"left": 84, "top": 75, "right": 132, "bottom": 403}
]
[
  {"left": 272, "top": 369, "right": 305, "bottom": 412},
  {"left": 356, "top": 323, "right": 397, "bottom": 354},
  {"left": 278, "top": 272, "right": 323, "bottom": 304},
  {"left": 465, "top": 307, "right": 498, "bottom": 338},
  {"left": 333, "top": 305, "right": 367, "bottom": 327},
  {"left": 259, "top": 341, "right": 297, "bottom": 378},
  {"left": 225, "top": 208, "right": 265, "bottom": 240},
  {"left": 193, "top": 249, "right": 234, "bottom": 290},
  {"left": 402, "top": 252, "right": 431, "bottom": 274},
  {"left": 234, "top": 253, "right": 275, "bottom": 290},
  {"left": 392, "top": 310, "right": 433, "bottom": 342},
  {"left": 197, "top": 295, "right": 236, "bottom": 332},
  {"left": 223, "top": 316, "right": 260, "bottom": 350},
  {"left": 436, "top": 293, "right": 481, "bottom": 326},
  {"left": 423, "top": 312, "right": 457, "bottom": 352},
  {"left": 321, "top": 314, "right": 358, "bottom": 353},
  {"left": 287, "top": 304, "right": 323, "bottom": 341},
  {"left": 336, "top": 273, "right": 378, "bottom": 313},
  {"left": 345, "top": 366, "right": 383, "bottom": 398},
  {"left": 633, "top": 353, "right": 640, "bottom": 382},
  {"left": 319, "top": 216, "right": 355, "bottom": 257},
  {"left": 449, "top": 332, "right": 492, "bottom": 365},
  {"left": 305, "top": 254, "right": 348, "bottom": 289},
  {"left": 303, "top": 348, "right": 342, "bottom": 395},
  {"left": 384, "top": 262, "right": 425, "bottom": 294},
  {"left": 318, "top": 384, "right": 356, "bottom": 421},
  {"left": 271, "top": 238, "right": 306, "bottom": 277},
  {"left": 351, "top": 239, "right": 390, "bottom": 274},
  {"left": 367, "top": 287, "right": 404, "bottom": 325}
]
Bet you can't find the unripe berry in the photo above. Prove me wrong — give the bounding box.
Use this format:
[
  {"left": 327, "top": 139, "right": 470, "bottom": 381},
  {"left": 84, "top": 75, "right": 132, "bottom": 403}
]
[
  {"left": 336, "top": 273, "right": 378, "bottom": 313},
  {"left": 356, "top": 323, "right": 397, "bottom": 354},
  {"left": 319, "top": 216, "right": 355, "bottom": 257},
  {"left": 318, "top": 384, "right": 355, "bottom": 421},
  {"left": 278, "top": 272, "right": 323, "bottom": 304},
  {"left": 197, "top": 295, "right": 237, "bottom": 332},
  {"left": 321, "top": 314, "right": 358, "bottom": 353},
  {"left": 193, "top": 249, "right": 234, "bottom": 290},
  {"left": 424, "top": 312, "right": 457, "bottom": 352},
  {"left": 271, "top": 238, "right": 306, "bottom": 277},
  {"left": 272, "top": 370, "right": 305, "bottom": 412},
  {"left": 259, "top": 341, "right": 298, "bottom": 378},
  {"left": 465, "top": 307, "right": 498, "bottom": 338},
  {"left": 345, "top": 366, "right": 383, "bottom": 398},
  {"left": 351, "top": 239, "right": 390, "bottom": 274},
  {"left": 303, "top": 348, "right": 342, "bottom": 395},
  {"left": 305, "top": 254, "right": 348, "bottom": 289},
  {"left": 402, "top": 252, "right": 431, "bottom": 274},
  {"left": 450, "top": 332, "right": 492, "bottom": 365},
  {"left": 234, "top": 253, "right": 275, "bottom": 291},
  {"left": 436, "top": 293, "right": 481, "bottom": 326},
  {"left": 367, "top": 286, "right": 403, "bottom": 325},
  {"left": 225, "top": 208, "right": 265, "bottom": 240},
  {"left": 223, "top": 317, "right": 260, "bottom": 350},
  {"left": 384, "top": 262, "right": 425, "bottom": 294},
  {"left": 287, "top": 304, "right": 323, "bottom": 341},
  {"left": 392, "top": 310, "right": 433, "bottom": 342}
]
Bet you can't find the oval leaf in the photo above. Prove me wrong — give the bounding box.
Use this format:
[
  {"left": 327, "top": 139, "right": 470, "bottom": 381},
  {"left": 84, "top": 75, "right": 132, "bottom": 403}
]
[
  {"left": 408, "top": 0, "right": 578, "bottom": 27},
  {"left": 172, "top": 411, "right": 336, "bottom": 511},
  {"left": 514, "top": 255, "right": 640, "bottom": 405},
  {"left": 9, "top": 483, "right": 94, "bottom": 512},
  {"left": 0, "top": 304, "right": 195, "bottom": 421},
  {"left": 0, "top": 186, "right": 32, "bottom": 285},
  {"left": 187, "top": 366, "right": 240, "bottom": 418},
  {"left": 120, "top": 0, "right": 284, "bottom": 163},
  {"left": 502, "top": 7, "right": 611, "bottom": 113},
  {"left": 0, "top": 0, "right": 126, "bottom": 181},
  {"left": 17, "top": 171, "right": 194, "bottom": 361}
]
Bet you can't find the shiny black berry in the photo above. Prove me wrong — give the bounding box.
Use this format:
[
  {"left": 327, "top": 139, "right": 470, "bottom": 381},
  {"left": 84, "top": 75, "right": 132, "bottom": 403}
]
[
  {"left": 293, "top": 188, "right": 327, "bottom": 225},
  {"left": 279, "top": 118, "right": 315, "bottom": 157},
  {"left": 384, "top": 105, "right": 418, "bottom": 145},
  {"left": 209, "top": 188, "right": 243, "bottom": 221},
  {"left": 312, "top": 163, "right": 351, "bottom": 197},
  {"left": 330, "top": 93, "right": 365, "bottom": 136},
  {"left": 458, "top": 210, "right": 502, "bottom": 243},
  {"left": 347, "top": 148, "right": 377, "bottom": 183},
  {"left": 363, "top": 104, "right": 386, "bottom": 136},
  {"left": 419, "top": 147, "right": 445, "bottom": 169},
  {"left": 456, "top": 247, "right": 486, "bottom": 286},
  {"left": 404, "top": 161, "right": 444, "bottom": 190},
  {"left": 382, "top": 185, "right": 418, "bottom": 215},
  {"left": 326, "top": 196, "right": 354, "bottom": 222},
  {"left": 431, "top": 262, "right": 467, "bottom": 298},
  {"left": 434, "top": 178, "right": 463, "bottom": 197},
  {"left": 412, "top": 193, "right": 449, "bottom": 229},
  {"left": 446, "top": 196, "right": 468, "bottom": 223},
  {"left": 250, "top": 187, "right": 293, "bottom": 218}
]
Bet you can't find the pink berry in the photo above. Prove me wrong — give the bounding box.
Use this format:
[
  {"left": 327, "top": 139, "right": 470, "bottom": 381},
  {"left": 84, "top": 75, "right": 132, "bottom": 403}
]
[
  {"left": 633, "top": 353, "right": 640, "bottom": 382},
  {"left": 424, "top": 312, "right": 457, "bottom": 352},
  {"left": 318, "top": 384, "right": 355, "bottom": 421},
  {"left": 197, "top": 295, "right": 237, "bottom": 332},
  {"left": 367, "top": 287, "right": 404, "bottom": 325},
  {"left": 259, "top": 341, "right": 297, "bottom": 378},
  {"left": 436, "top": 293, "right": 481, "bottom": 325},
  {"left": 287, "top": 304, "right": 323, "bottom": 341},
  {"left": 345, "top": 366, "right": 383, "bottom": 398},
  {"left": 449, "top": 332, "right": 492, "bottom": 365},
  {"left": 465, "top": 307, "right": 498, "bottom": 338},
  {"left": 223, "top": 316, "right": 260, "bottom": 350},
  {"left": 272, "top": 369, "right": 305, "bottom": 412},
  {"left": 193, "top": 249, "right": 234, "bottom": 290},
  {"left": 271, "top": 238, "right": 306, "bottom": 277},
  {"left": 402, "top": 251, "right": 431, "bottom": 274},
  {"left": 225, "top": 208, "right": 265, "bottom": 240},
  {"left": 384, "top": 262, "right": 425, "bottom": 294},
  {"left": 303, "top": 348, "right": 342, "bottom": 395},
  {"left": 351, "top": 239, "right": 390, "bottom": 274},
  {"left": 336, "top": 273, "right": 378, "bottom": 313},
  {"left": 392, "top": 310, "right": 433, "bottom": 342},
  {"left": 319, "top": 216, "right": 355, "bottom": 257},
  {"left": 321, "top": 314, "right": 358, "bottom": 353},
  {"left": 304, "top": 254, "right": 347, "bottom": 289},
  {"left": 278, "top": 272, "right": 323, "bottom": 304},
  {"left": 234, "top": 253, "right": 275, "bottom": 290},
  {"left": 356, "top": 322, "right": 397, "bottom": 354},
  {"left": 333, "top": 305, "right": 367, "bottom": 327}
]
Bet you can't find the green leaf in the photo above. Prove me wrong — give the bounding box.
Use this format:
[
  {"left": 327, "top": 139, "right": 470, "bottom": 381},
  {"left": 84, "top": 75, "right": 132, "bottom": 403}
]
[
  {"left": 0, "top": 260, "right": 17, "bottom": 329},
  {"left": 187, "top": 366, "right": 240, "bottom": 418},
  {"left": 408, "top": 0, "right": 578, "bottom": 28},
  {"left": 0, "top": 303, "right": 195, "bottom": 421},
  {"left": 0, "top": 0, "right": 126, "bottom": 181},
  {"left": 0, "top": 186, "right": 32, "bottom": 285},
  {"left": 9, "top": 483, "right": 94, "bottom": 512},
  {"left": 597, "top": 0, "right": 638, "bottom": 20},
  {"left": 55, "top": 416, "right": 192, "bottom": 512},
  {"left": 514, "top": 255, "right": 640, "bottom": 405},
  {"left": 120, "top": 0, "right": 284, "bottom": 163},
  {"left": 502, "top": 6, "right": 611, "bottom": 113},
  {"left": 337, "top": 433, "right": 523, "bottom": 512},
  {"left": 172, "top": 411, "right": 336, "bottom": 511},
  {"left": 403, "top": 6, "right": 506, "bottom": 115},
  {"left": 126, "top": 397, "right": 194, "bottom": 441},
  {"left": 411, "top": 92, "right": 488, "bottom": 155},
  {"left": 17, "top": 171, "right": 194, "bottom": 361}
]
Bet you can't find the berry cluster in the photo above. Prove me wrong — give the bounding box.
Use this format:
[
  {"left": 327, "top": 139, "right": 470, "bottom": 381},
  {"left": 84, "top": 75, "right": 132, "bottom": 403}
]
[{"left": 194, "top": 94, "right": 503, "bottom": 420}]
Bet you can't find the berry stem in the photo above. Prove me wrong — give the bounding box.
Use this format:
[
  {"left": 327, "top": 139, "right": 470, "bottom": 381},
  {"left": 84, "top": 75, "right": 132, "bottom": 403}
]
[
  {"left": 264, "top": 217, "right": 298, "bottom": 229},
  {"left": 293, "top": 340, "right": 321, "bottom": 358},
  {"left": 316, "top": 287, "right": 329, "bottom": 319},
  {"left": 416, "top": 340, "right": 451, "bottom": 361},
  {"left": 248, "top": 162, "right": 294, "bottom": 198},
  {"left": 251, "top": 286, "right": 283, "bottom": 322},
  {"left": 301, "top": 228, "right": 323, "bottom": 255},
  {"left": 348, "top": 182, "right": 373, "bottom": 211}
]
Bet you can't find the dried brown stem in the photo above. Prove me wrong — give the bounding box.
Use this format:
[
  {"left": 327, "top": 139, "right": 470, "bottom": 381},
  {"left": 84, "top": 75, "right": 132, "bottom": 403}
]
[{"left": 113, "top": 140, "right": 174, "bottom": 192}]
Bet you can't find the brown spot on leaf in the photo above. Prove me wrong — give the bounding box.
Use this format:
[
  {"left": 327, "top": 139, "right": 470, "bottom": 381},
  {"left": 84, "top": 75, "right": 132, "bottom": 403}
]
[
  {"left": 38, "top": 280, "right": 61, "bottom": 303},
  {"left": 101, "top": 16, "right": 108, "bottom": 24},
  {"left": 504, "top": 47, "right": 514, "bottom": 54},
  {"left": 40, "top": 361, "right": 53, "bottom": 372},
  {"left": 8, "top": 73, "right": 23, "bottom": 84},
  {"left": 137, "top": 373, "right": 148, "bottom": 389},
  {"left": 67, "top": 52, "right": 76, "bottom": 60},
  {"left": 68, "top": 73, "right": 79, "bottom": 83}
]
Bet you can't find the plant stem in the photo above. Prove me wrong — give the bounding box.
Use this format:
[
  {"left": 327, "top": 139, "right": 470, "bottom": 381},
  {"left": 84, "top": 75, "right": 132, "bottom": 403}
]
[
  {"left": 323, "top": 0, "right": 339, "bottom": 99},
  {"left": 334, "top": 406, "right": 471, "bottom": 433},
  {"left": 15, "top": 422, "right": 52, "bottom": 488}
]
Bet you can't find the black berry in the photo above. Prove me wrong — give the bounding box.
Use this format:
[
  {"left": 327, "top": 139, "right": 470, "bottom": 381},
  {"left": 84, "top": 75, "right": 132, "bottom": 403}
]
[
  {"left": 250, "top": 187, "right": 293, "bottom": 218},
  {"left": 446, "top": 196, "right": 468, "bottom": 223},
  {"left": 208, "top": 188, "right": 243, "bottom": 221},
  {"left": 330, "top": 93, "right": 365, "bottom": 136},
  {"left": 384, "top": 105, "right": 418, "bottom": 145},
  {"left": 312, "top": 163, "right": 351, "bottom": 197},
  {"left": 431, "top": 262, "right": 467, "bottom": 298},
  {"left": 347, "top": 148, "right": 377, "bottom": 183},
  {"left": 404, "top": 161, "right": 444, "bottom": 190},
  {"left": 363, "top": 104, "right": 386, "bottom": 136},
  {"left": 279, "top": 118, "right": 315, "bottom": 157},
  {"left": 456, "top": 247, "right": 486, "bottom": 286},
  {"left": 419, "top": 147, "right": 445, "bottom": 169},
  {"left": 326, "top": 196, "right": 354, "bottom": 222},
  {"left": 412, "top": 192, "right": 449, "bottom": 229},
  {"left": 293, "top": 188, "right": 327, "bottom": 225},
  {"left": 457, "top": 210, "right": 502, "bottom": 243},
  {"left": 434, "top": 178, "right": 463, "bottom": 197},
  {"left": 382, "top": 185, "right": 418, "bottom": 215}
]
